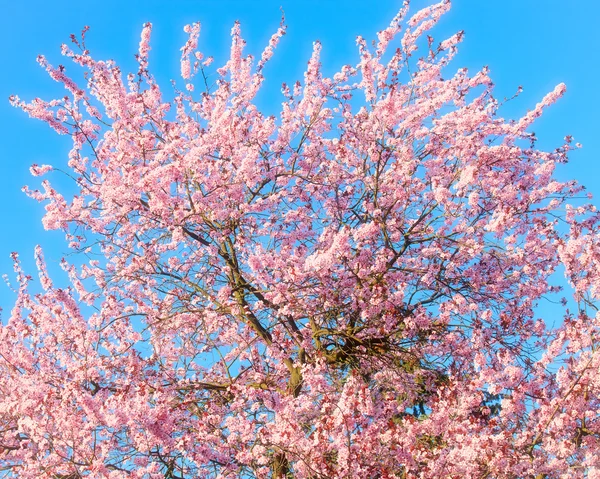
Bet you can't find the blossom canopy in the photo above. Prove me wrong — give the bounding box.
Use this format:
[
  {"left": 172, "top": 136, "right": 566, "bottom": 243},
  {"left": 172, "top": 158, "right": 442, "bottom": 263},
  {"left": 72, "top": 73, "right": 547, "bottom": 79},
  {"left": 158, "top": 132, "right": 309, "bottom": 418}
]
[{"left": 3, "top": 1, "right": 600, "bottom": 478}]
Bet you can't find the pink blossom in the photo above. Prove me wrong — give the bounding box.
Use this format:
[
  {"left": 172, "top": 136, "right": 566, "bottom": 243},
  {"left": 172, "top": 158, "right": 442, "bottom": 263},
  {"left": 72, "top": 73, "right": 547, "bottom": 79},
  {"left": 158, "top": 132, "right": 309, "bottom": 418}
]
[{"left": 5, "top": 4, "right": 600, "bottom": 478}]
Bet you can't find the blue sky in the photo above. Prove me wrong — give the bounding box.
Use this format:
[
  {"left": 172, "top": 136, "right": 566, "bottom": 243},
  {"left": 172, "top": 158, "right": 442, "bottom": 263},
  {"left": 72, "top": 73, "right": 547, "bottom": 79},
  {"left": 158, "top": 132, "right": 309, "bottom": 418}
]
[{"left": 0, "top": 0, "right": 598, "bottom": 313}]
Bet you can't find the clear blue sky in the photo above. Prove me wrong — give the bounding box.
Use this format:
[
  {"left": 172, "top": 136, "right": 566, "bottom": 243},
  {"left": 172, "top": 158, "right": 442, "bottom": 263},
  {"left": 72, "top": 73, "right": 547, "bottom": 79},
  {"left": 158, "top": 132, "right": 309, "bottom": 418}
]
[{"left": 0, "top": 1, "right": 598, "bottom": 312}]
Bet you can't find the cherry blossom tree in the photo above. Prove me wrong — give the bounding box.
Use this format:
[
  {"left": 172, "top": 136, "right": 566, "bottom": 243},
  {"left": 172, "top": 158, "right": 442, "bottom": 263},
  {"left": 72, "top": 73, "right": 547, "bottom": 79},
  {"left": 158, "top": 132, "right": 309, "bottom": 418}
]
[{"left": 3, "top": 1, "right": 600, "bottom": 477}]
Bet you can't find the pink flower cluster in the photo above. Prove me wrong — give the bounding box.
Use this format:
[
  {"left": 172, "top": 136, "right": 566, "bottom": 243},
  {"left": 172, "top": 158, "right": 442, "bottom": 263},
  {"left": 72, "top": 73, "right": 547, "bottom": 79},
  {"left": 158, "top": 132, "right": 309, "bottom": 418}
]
[{"left": 4, "top": 2, "right": 600, "bottom": 478}]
